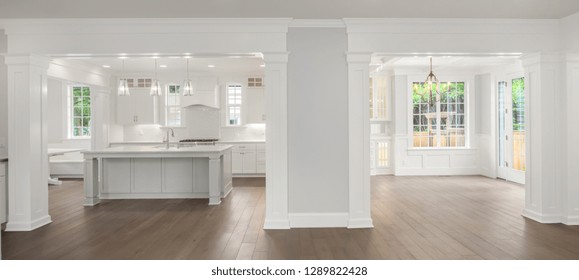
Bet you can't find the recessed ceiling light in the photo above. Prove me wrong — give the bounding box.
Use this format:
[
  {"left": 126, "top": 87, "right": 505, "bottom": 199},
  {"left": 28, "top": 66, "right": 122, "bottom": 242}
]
[
  {"left": 119, "top": 56, "right": 128, "bottom": 59},
  {"left": 208, "top": 65, "right": 215, "bottom": 68},
  {"left": 102, "top": 65, "right": 111, "bottom": 68},
  {"left": 160, "top": 65, "right": 168, "bottom": 68},
  {"left": 260, "top": 64, "right": 265, "bottom": 68}
]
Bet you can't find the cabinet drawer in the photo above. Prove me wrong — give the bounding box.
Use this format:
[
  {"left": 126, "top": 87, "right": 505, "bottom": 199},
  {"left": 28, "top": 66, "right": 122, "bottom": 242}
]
[{"left": 232, "top": 144, "right": 256, "bottom": 152}]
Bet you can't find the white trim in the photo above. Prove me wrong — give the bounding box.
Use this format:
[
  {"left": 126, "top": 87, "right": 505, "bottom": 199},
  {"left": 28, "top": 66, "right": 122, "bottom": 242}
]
[
  {"left": 263, "top": 52, "right": 290, "bottom": 230},
  {"left": 343, "top": 18, "right": 559, "bottom": 34},
  {"left": 289, "top": 213, "right": 349, "bottom": 228},
  {"left": 0, "top": 18, "right": 293, "bottom": 35},
  {"left": 346, "top": 52, "right": 374, "bottom": 229},
  {"left": 5, "top": 215, "right": 52, "bottom": 232},
  {"left": 522, "top": 208, "right": 562, "bottom": 224},
  {"left": 394, "top": 167, "right": 479, "bottom": 176},
  {"left": 561, "top": 216, "right": 579, "bottom": 226},
  {"left": 289, "top": 19, "right": 346, "bottom": 28}
]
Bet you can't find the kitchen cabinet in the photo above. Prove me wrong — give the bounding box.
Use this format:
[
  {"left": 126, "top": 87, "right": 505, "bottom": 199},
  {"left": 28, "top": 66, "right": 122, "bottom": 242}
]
[
  {"left": 0, "top": 161, "right": 6, "bottom": 224},
  {"left": 117, "top": 89, "right": 158, "bottom": 125},
  {"left": 245, "top": 87, "right": 266, "bottom": 124},
  {"left": 228, "top": 143, "right": 265, "bottom": 176}
]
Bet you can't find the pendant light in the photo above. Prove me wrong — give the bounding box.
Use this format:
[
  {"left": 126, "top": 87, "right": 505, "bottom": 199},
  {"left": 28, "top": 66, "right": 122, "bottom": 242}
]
[
  {"left": 117, "top": 58, "right": 130, "bottom": 96},
  {"left": 422, "top": 57, "right": 440, "bottom": 106},
  {"left": 182, "top": 58, "right": 194, "bottom": 96},
  {"left": 150, "top": 58, "right": 163, "bottom": 96}
]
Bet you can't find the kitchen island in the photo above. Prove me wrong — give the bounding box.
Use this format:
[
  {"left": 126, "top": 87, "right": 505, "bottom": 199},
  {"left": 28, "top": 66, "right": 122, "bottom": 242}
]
[{"left": 82, "top": 145, "right": 232, "bottom": 206}]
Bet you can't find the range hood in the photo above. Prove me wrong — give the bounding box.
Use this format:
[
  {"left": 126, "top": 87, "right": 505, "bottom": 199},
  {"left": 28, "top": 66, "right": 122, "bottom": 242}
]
[
  {"left": 183, "top": 103, "right": 219, "bottom": 110},
  {"left": 181, "top": 85, "right": 220, "bottom": 110}
]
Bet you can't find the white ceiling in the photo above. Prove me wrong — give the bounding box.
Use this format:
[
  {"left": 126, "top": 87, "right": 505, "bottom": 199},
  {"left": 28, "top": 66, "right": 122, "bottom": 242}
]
[
  {"left": 65, "top": 55, "right": 265, "bottom": 75},
  {"left": 0, "top": 0, "right": 578, "bottom": 19}
]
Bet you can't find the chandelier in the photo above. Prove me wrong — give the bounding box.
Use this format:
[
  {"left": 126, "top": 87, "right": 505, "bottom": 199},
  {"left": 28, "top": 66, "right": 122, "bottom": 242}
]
[{"left": 422, "top": 57, "right": 440, "bottom": 107}]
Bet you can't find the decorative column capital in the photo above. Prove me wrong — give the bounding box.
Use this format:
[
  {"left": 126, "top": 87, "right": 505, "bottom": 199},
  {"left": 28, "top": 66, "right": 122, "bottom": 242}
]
[
  {"left": 346, "top": 52, "right": 372, "bottom": 64},
  {"left": 521, "top": 52, "right": 562, "bottom": 68},
  {"left": 3, "top": 54, "right": 51, "bottom": 69},
  {"left": 262, "top": 52, "right": 289, "bottom": 64}
]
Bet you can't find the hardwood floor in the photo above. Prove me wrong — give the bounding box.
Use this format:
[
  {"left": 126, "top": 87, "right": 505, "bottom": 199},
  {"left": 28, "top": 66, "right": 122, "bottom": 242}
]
[{"left": 2, "top": 175, "right": 579, "bottom": 259}]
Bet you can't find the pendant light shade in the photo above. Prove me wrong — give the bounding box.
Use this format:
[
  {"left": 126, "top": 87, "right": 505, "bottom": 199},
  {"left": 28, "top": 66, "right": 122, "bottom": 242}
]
[
  {"left": 118, "top": 59, "right": 130, "bottom": 96},
  {"left": 150, "top": 59, "right": 163, "bottom": 96},
  {"left": 182, "top": 58, "right": 194, "bottom": 96}
]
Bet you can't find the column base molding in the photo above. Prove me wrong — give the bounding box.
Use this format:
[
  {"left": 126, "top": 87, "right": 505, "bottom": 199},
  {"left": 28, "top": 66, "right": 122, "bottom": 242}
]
[{"left": 5, "top": 215, "right": 52, "bottom": 232}]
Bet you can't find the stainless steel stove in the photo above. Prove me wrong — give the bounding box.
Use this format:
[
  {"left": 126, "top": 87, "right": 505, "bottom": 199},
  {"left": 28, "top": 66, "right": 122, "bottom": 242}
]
[{"left": 178, "top": 139, "right": 219, "bottom": 146}]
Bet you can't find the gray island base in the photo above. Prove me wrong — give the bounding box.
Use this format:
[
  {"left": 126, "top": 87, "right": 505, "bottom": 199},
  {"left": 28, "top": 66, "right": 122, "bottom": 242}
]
[{"left": 82, "top": 145, "right": 233, "bottom": 206}]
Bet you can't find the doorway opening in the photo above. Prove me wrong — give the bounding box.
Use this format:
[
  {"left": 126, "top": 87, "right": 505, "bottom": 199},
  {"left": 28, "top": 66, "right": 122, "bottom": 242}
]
[{"left": 497, "top": 76, "right": 526, "bottom": 184}]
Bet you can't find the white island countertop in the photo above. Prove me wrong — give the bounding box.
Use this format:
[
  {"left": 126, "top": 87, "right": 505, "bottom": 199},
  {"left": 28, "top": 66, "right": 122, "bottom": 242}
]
[{"left": 83, "top": 144, "right": 233, "bottom": 158}]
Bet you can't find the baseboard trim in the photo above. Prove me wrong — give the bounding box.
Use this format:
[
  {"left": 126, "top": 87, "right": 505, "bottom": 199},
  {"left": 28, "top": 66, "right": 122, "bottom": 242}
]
[
  {"left": 289, "top": 213, "right": 349, "bottom": 228},
  {"left": 5, "top": 215, "right": 52, "bottom": 232},
  {"left": 347, "top": 218, "right": 374, "bottom": 229},
  {"left": 263, "top": 218, "right": 290, "bottom": 229},
  {"left": 562, "top": 215, "right": 579, "bottom": 225},
  {"left": 522, "top": 209, "right": 562, "bottom": 224},
  {"left": 394, "top": 168, "right": 479, "bottom": 176}
]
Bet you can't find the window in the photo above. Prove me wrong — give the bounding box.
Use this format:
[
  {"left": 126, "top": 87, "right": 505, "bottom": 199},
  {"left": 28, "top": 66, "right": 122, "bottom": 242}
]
[
  {"left": 412, "top": 82, "right": 466, "bottom": 148},
  {"left": 227, "top": 84, "right": 242, "bottom": 125},
  {"left": 69, "top": 86, "right": 91, "bottom": 138},
  {"left": 166, "top": 84, "right": 182, "bottom": 127},
  {"left": 247, "top": 77, "right": 263, "bottom": 87}
]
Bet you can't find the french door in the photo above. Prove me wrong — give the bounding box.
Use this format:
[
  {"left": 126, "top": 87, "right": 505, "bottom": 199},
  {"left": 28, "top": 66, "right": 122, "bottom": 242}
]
[{"left": 497, "top": 76, "right": 526, "bottom": 184}]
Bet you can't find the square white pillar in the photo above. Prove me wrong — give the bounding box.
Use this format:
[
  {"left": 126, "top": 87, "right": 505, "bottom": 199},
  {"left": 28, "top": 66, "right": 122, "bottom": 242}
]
[
  {"left": 263, "top": 52, "right": 290, "bottom": 229},
  {"left": 521, "top": 53, "right": 566, "bottom": 224},
  {"left": 5, "top": 54, "right": 52, "bottom": 231},
  {"left": 346, "top": 52, "right": 374, "bottom": 228}
]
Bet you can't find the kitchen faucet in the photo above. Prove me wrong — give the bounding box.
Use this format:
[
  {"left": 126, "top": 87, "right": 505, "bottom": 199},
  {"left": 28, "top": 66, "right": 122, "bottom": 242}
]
[{"left": 164, "top": 128, "right": 175, "bottom": 149}]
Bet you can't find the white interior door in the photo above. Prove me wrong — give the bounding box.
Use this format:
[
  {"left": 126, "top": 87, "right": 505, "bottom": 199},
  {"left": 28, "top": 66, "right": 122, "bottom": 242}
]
[{"left": 497, "top": 76, "right": 526, "bottom": 184}]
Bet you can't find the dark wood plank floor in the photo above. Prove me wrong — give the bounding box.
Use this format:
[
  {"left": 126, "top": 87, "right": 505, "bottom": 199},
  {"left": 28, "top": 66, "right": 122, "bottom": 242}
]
[{"left": 2, "top": 176, "right": 579, "bottom": 259}]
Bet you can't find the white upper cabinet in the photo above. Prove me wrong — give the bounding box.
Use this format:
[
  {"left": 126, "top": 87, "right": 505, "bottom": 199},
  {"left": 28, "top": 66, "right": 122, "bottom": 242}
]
[
  {"left": 245, "top": 87, "right": 266, "bottom": 124},
  {"left": 116, "top": 88, "right": 159, "bottom": 125}
]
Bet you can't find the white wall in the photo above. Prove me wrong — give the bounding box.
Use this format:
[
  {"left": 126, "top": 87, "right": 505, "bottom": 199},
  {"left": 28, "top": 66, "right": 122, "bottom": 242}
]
[
  {"left": 287, "top": 28, "right": 349, "bottom": 215},
  {"left": 0, "top": 31, "right": 7, "bottom": 157}
]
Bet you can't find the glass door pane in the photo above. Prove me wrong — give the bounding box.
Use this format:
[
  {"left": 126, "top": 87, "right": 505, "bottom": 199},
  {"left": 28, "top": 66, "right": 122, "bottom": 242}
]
[
  {"left": 498, "top": 81, "right": 506, "bottom": 167},
  {"left": 512, "top": 77, "right": 525, "bottom": 171}
]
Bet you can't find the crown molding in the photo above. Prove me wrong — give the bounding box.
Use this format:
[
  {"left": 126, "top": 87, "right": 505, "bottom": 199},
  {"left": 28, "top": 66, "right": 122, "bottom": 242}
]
[{"left": 0, "top": 18, "right": 293, "bottom": 35}]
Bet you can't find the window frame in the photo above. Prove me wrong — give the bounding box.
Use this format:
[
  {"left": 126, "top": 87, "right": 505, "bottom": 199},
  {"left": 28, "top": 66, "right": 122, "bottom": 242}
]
[
  {"left": 226, "top": 83, "right": 243, "bottom": 126},
  {"left": 67, "top": 85, "right": 92, "bottom": 139},
  {"left": 407, "top": 75, "right": 471, "bottom": 149},
  {"left": 165, "top": 84, "right": 183, "bottom": 127}
]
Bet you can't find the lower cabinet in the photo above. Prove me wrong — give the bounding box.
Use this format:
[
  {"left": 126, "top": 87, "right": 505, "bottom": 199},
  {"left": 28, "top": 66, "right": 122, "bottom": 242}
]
[{"left": 230, "top": 143, "right": 265, "bottom": 177}]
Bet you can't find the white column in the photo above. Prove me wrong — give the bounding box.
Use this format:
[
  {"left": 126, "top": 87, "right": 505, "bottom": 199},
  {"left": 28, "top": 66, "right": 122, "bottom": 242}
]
[
  {"left": 346, "top": 52, "right": 374, "bottom": 228},
  {"left": 5, "top": 54, "right": 52, "bottom": 231},
  {"left": 263, "top": 52, "right": 290, "bottom": 229},
  {"left": 208, "top": 155, "right": 222, "bottom": 205},
  {"left": 564, "top": 53, "right": 579, "bottom": 225},
  {"left": 83, "top": 156, "right": 100, "bottom": 206},
  {"left": 521, "top": 53, "right": 566, "bottom": 224}
]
